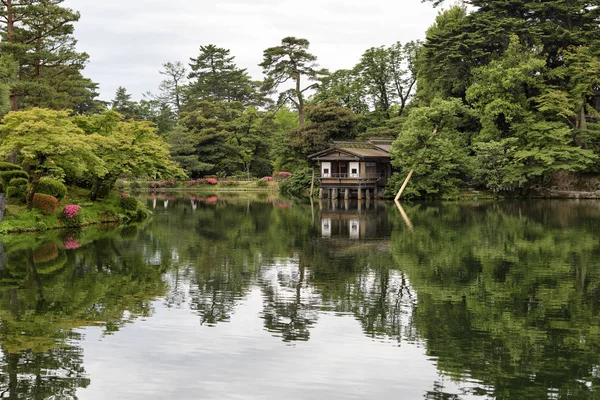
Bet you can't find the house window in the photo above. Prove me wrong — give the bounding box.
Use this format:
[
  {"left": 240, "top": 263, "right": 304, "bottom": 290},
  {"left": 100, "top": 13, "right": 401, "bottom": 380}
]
[
  {"left": 349, "top": 162, "right": 360, "bottom": 178},
  {"left": 321, "top": 162, "right": 331, "bottom": 178},
  {"left": 366, "top": 162, "right": 377, "bottom": 175}
]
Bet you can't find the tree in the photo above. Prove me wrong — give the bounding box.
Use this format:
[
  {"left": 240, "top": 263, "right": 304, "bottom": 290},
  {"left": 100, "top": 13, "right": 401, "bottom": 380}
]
[
  {"left": 288, "top": 99, "right": 360, "bottom": 160},
  {"left": 111, "top": 86, "right": 138, "bottom": 120},
  {"left": 0, "top": 54, "right": 16, "bottom": 116},
  {"left": 389, "top": 98, "right": 474, "bottom": 199},
  {"left": 466, "top": 37, "right": 597, "bottom": 187},
  {"left": 357, "top": 40, "right": 421, "bottom": 118},
  {"left": 74, "top": 110, "right": 184, "bottom": 200},
  {"left": 0, "top": 0, "right": 101, "bottom": 111},
  {"left": 260, "top": 37, "right": 325, "bottom": 127},
  {"left": 156, "top": 61, "right": 186, "bottom": 117},
  {"left": 0, "top": 108, "right": 105, "bottom": 208},
  {"left": 313, "top": 68, "right": 369, "bottom": 114},
  {"left": 186, "top": 45, "right": 261, "bottom": 108},
  {"left": 166, "top": 125, "right": 213, "bottom": 176}
]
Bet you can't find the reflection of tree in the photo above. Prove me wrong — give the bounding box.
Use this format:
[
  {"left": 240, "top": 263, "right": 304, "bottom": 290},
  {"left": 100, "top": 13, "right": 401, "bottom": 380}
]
[
  {"left": 260, "top": 263, "right": 320, "bottom": 342},
  {"left": 0, "top": 229, "right": 168, "bottom": 399},
  {"left": 306, "top": 239, "right": 416, "bottom": 342},
  {"left": 390, "top": 202, "right": 600, "bottom": 399}
]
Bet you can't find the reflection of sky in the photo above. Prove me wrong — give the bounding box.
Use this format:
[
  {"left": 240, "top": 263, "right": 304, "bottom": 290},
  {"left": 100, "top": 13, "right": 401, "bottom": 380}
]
[{"left": 75, "top": 268, "right": 481, "bottom": 399}]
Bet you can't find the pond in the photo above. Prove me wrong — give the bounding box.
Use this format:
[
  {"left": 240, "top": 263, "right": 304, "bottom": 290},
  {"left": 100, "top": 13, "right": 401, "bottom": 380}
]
[{"left": 0, "top": 194, "right": 599, "bottom": 399}]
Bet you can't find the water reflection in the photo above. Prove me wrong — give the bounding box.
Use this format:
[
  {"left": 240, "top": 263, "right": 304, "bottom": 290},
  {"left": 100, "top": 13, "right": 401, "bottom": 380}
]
[
  {"left": 0, "top": 228, "right": 167, "bottom": 398},
  {"left": 2, "top": 197, "right": 600, "bottom": 399}
]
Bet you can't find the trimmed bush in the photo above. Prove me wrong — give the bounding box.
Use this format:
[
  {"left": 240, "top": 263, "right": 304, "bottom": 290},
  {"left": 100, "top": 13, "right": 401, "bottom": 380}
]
[
  {"left": 37, "top": 177, "right": 67, "bottom": 200},
  {"left": 0, "top": 170, "right": 28, "bottom": 188},
  {"left": 9, "top": 178, "right": 28, "bottom": 187},
  {"left": 0, "top": 162, "right": 22, "bottom": 172},
  {"left": 33, "top": 194, "right": 59, "bottom": 215},
  {"left": 120, "top": 196, "right": 138, "bottom": 211},
  {"left": 7, "top": 187, "right": 26, "bottom": 202}
]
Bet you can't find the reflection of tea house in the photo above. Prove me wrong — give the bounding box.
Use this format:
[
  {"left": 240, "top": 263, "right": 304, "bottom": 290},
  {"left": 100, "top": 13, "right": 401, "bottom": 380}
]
[{"left": 309, "top": 139, "right": 393, "bottom": 199}]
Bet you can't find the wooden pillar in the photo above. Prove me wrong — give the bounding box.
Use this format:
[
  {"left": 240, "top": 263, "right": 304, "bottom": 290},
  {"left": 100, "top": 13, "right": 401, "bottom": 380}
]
[
  {"left": 358, "top": 189, "right": 363, "bottom": 200},
  {"left": 366, "top": 189, "right": 371, "bottom": 199},
  {"left": 332, "top": 188, "right": 338, "bottom": 199},
  {"left": 344, "top": 189, "right": 350, "bottom": 200},
  {"left": 318, "top": 188, "right": 323, "bottom": 199}
]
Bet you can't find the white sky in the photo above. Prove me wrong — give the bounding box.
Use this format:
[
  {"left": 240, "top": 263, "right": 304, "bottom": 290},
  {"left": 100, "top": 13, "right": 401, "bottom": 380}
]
[{"left": 63, "top": 0, "right": 441, "bottom": 101}]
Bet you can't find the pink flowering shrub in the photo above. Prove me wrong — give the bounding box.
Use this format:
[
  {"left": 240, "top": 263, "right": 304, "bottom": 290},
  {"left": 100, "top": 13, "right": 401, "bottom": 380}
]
[
  {"left": 278, "top": 172, "right": 291, "bottom": 177},
  {"left": 262, "top": 176, "right": 273, "bottom": 182},
  {"left": 120, "top": 193, "right": 128, "bottom": 198},
  {"left": 205, "top": 178, "right": 218, "bottom": 185},
  {"left": 206, "top": 196, "right": 218, "bottom": 203},
  {"left": 62, "top": 204, "right": 82, "bottom": 227}
]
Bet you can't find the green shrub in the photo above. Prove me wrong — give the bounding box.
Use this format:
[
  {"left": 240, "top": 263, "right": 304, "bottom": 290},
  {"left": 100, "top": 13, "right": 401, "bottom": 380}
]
[
  {"left": 9, "top": 178, "right": 28, "bottom": 187},
  {"left": 0, "top": 162, "right": 22, "bottom": 172},
  {"left": 33, "top": 194, "right": 59, "bottom": 214},
  {"left": 6, "top": 185, "right": 27, "bottom": 203},
  {"left": 120, "top": 196, "right": 139, "bottom": 211},
  {"left": 0, "top": 170, "right": 28, "bottom": 188},
  {"left": 36, "top": 177, "right": 67, "bottom": 200},
  {"left": 279, "top": 168, "right": 314, "bottom": 197},
  {"left": 256, "top": 179, "right": 269, "bottom": 187}
]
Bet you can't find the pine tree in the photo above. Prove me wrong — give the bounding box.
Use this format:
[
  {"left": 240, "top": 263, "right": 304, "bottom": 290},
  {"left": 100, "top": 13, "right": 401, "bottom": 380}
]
[
  {"left": 186, "top": 45, "right": 260, "bottom": 108},
  {"left": 0, "top": 0, "right": 101, "bottom": 111}
]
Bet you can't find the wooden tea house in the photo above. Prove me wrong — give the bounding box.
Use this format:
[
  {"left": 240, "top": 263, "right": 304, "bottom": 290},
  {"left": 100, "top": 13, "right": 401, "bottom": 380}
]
[{"left": 309, "top": 139, "right": 393, "bottom": 199}]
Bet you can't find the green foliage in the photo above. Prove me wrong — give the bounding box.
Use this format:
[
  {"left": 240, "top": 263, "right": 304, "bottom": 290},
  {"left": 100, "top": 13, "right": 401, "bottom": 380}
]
[
  {"left": 36, "top": 177, "right": 67, "bottom": 200},
  {"left": 1, "top": 0, "right": 102, "bottom": 112},
  {"left": 119, "top": 196, "right": 139, "bottom": 211},
  {"left": 186, "top": 45, "right": 263, "bottom": 108},
  {"left": 288, "top": 99, "right": 359, "bottom": 160},
  {"left": 0, "top": 162, "right": 22, "bottom": 172},
  {"left": 390, "top": 98, "right": 473, "bottom": 199},
  {"left": 260, "top": 37, "right": 325, "bottom": 127},
  {"left": 111, "top": 87, "right": 139, "bottom": 120},
  {"left": 278, "top": 167, "right": 313, "bottom": 197},
  {"left": 0, "top": 170, "right": 28, "bottom": 189},
  {"left": 6, "top": 178, "right": 27, "bottom": 203}
]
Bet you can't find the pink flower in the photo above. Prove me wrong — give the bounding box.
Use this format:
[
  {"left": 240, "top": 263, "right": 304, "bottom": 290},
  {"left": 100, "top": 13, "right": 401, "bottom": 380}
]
[
  {"left": 63, "top": 205, "right": 81, "bottom": 219},
  {"left": 205, "top": 178, "right": 218, "bottom": 185},
  {"left": 120, "top": 193, "right": 128, "bottom": 198},
  {"left": 278, "top": 171, "right": 291, "bottom": 177},
  {"left": 262, "top": 176, "right": 273, "bottom": 182},
  {"left": 206, "top": 196, "right": 218, "bottom": 203}
]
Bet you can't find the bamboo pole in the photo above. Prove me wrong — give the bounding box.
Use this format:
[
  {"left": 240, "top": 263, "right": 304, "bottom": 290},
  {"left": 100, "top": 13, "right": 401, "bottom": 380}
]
[{"left": 394, "top": 169, "right": 414, "bottom": 202}]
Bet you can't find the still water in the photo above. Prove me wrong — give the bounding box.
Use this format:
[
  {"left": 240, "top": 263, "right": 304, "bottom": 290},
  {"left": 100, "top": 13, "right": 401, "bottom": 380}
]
[{"left": 0, "top": 194, "right": 599, "bottom": 399}]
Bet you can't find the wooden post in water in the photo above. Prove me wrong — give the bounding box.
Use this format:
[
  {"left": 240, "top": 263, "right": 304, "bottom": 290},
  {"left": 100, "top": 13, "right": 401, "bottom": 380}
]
[
  {"left": 395, "top": 169, "right": 414, "bottom": 202},
  {"left": 309, "top": 168, "right": 315, "bottom": 198}
]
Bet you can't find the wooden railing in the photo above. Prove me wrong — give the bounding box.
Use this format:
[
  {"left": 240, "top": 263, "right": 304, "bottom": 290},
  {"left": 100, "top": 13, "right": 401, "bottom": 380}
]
[{"left": 319, "top": 173, "right": 382, "bottom": 179}]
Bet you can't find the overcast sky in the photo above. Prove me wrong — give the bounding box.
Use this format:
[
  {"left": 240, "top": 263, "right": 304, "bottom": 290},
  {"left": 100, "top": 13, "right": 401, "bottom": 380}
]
[{"left": 63, "top": 0, "right": 441, "bottom": 101}]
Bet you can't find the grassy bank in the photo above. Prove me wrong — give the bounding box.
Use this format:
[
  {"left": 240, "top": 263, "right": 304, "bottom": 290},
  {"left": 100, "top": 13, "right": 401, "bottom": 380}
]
[{"left": 0, "top": 187, "right": 146, "bottom": 234}]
